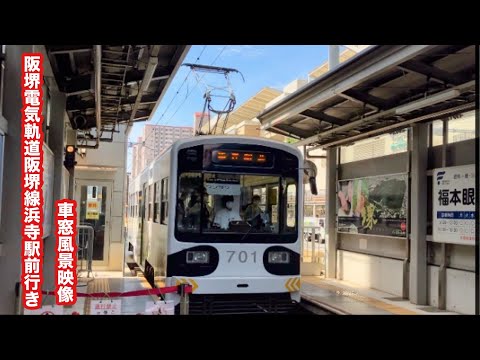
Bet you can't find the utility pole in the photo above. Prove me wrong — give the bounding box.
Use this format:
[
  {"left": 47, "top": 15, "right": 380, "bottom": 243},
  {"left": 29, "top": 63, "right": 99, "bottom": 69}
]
[{"left": 328, "top": 45, "right": 340, "bottom": 71}]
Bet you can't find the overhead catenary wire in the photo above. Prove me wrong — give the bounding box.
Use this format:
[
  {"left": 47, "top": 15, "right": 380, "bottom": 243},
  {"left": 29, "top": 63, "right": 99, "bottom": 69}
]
[
  {"left": 137, "top": 45, "right": 208, "bottom": 146},
  {"left": 160, "top": 45, "right": 229, "bottom": 129},
  {"left": 127, "top": 46, "right": 225, "bottom": 173}
]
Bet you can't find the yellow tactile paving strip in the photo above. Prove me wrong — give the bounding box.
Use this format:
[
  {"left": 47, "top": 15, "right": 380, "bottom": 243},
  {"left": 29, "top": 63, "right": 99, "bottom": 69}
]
[
  {"left": 84, "top": 278, "right": 110, "bottom": 315},
  {"left": 302, "top": 277, "right": 418, "bottom": 315},
  {"left": 83, "top": 275, "right": 160, "bottom": 314}
]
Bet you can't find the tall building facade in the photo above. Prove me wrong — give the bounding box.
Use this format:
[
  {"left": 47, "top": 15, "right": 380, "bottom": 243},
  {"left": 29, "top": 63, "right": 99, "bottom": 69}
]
[
  {"left": 193, "top": 112, "right": 210, "bottom": 133},
  {"left": 131, "top": 124, "right": 193, "bottom": 178}
]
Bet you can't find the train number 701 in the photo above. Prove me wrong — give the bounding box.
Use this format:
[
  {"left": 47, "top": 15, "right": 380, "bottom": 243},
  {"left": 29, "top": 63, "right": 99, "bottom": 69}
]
[{"left": 226, "top": 251, "right": 257, "bottom": 263}]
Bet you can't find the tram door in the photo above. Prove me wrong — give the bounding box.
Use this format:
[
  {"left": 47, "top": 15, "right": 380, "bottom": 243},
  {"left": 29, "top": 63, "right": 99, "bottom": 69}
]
[
  {"left": 135, "top": 189, "right": 142, "bottom": 262},
  {"left": 139, "top": 183, "right": 147, "bottom": 266}
]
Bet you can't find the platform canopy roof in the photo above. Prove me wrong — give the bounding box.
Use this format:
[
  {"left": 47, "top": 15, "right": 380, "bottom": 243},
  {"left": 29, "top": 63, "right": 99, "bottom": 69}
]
[
  {"left": 257, "top": 45, "right": 475, "bottom": 150},
  {"left": 46, "top": 45, "right": 190, "bottom": 147}
]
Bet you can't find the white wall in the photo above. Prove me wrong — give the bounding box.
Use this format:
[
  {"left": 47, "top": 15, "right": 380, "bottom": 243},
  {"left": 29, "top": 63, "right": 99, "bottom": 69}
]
[
  {"left": 74, "top": 124, "right": 128, "bottom": 271},
  {"left": 428, "top": 265, "right": 474, "bottom": 314},
  {"left": 336, "top": 250, "right": 404, "bottom": 296},
  {"left": 76, "top": 128, "right": 127, "bottom": 168},
  {"left": 340, "top": 130, "right": 408, "bottom": 164},
  {"left": 336, "top": 251, "right": 475, "bottom": 313}
]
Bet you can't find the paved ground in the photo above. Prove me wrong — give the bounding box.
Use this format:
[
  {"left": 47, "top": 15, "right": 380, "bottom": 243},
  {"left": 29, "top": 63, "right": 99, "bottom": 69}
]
[{"left": 301, "top": 276, "right": 459, "bottom": 315}]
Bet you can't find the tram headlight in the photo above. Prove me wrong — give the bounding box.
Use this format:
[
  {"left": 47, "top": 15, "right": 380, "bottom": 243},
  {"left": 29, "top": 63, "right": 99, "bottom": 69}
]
[
  {"left": 268, "top": 251, "right": 290, "bottom": 264},
  {"left": 186, "top": 251, "right": 210, "bottom": 264}
]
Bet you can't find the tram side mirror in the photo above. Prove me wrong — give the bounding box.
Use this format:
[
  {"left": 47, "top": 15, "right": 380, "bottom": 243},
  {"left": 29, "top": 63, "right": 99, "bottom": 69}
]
[{"left": 303, "top": 160, "right": 318, "bottom": 195}]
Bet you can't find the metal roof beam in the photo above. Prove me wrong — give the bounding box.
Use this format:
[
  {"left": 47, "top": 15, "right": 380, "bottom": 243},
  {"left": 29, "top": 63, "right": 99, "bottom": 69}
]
[
  {"left": 314, "top": 102, "right": 475, "bottom": 149},
  {"left": 125, "top": 46, "right": 160, "bottom": 129},
  {"left": 341, "top": 88, "right": 386, "bottom": 110},
  {"left": 397, "top": 60, "right": 465, "bottom": 85},
  {"left": 66, "top": 89, "right": 91, "bottom": 97},
  {"left": 414, "top": 45, "right": 472, "bottom": 63},
  {"left": 67, "top": 94, "right": 160, "bottom": 111},
  {"left": 301, "top": 109, "right": 348, "bottom": 126},
  {"left": 50, "top": 47, "right": 92, "bottom": 55},
  {"left": 266, "top": 125, "right": 302, "bottom": 139},
  {"left": 355, "top": 69, "right": 405, "bottom": 91},
  {"left": 259, "top": 45, "right": 434, "bottom": 130},
  {"left": 293, "top": 80, "right": 474, "bottom": 147},
  {"left": 130, "top": 45, "right": 191, "bottom": 134},
  {"left": 124, "top": 67, "right": 172, "bottom": 85},
  {"left": 59, "top": 74, "right": 92, "bottom": 93},
  {"left": 276, "top": 124, "right": 316, "bottom": 138}
]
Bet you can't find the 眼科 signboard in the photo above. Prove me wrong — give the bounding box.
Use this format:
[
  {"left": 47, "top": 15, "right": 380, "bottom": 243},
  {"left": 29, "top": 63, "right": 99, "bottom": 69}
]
[{"left": 433, "top": 164, "right": 475, "bottom": 245}]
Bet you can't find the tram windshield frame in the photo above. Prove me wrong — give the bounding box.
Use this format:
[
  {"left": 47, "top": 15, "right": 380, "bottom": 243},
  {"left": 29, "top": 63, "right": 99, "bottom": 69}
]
[{"left": 175, "top": 144, "right": 300, "bottom": 244}]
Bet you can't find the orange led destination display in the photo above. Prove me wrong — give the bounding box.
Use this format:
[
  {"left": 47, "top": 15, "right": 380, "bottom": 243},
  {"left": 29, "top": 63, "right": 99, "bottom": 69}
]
[{"left": 212, "top": 150, "right": 273, "bottom": 167}]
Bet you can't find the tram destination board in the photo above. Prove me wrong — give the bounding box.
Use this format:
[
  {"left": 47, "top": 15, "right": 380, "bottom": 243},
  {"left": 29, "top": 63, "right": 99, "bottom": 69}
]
[{"left": 212, "top": 149, "right": 273, "bottom": 167}]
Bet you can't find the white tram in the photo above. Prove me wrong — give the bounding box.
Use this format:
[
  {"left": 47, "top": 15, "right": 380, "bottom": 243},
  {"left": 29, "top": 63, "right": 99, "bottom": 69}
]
[{"left": 127, "top": 136, "right": 315, "bottom": 314}]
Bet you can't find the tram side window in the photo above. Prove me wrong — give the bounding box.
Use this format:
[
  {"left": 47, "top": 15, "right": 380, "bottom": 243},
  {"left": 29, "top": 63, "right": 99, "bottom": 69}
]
[
  {"left": 154, "top": 181, "right": 160, "bottom": 223},
  {"left": 177, "top": 172, "right": 203, "bottom": 232},
  {"left": 161, "top": 177, "right": 168, "bottom": 224},
  {"left": 285, "top": 180, "right": 297, "bottom": 231},
  {"left": 133, "top": 193, "right": 136, "bottom": 217},
  {"left": 137, "top": 191, "right": 142, "bottom": 218},
  {"left": 144, "top": 186, "right": 149, "bottom": 220},
  {"left": 136, "top": 192, "right": 139, "bottom": 217},
  {"left": 130, "top": 194, "right": 133, "bottom": 217},
  {"left": 148, "top": 184, "right": 153, "bottom": 221}
]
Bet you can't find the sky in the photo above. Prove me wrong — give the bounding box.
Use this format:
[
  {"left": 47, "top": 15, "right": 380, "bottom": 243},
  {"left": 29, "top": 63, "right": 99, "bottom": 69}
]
[{"left": 127, "top": 45, "right": 334, "bottom": 171}]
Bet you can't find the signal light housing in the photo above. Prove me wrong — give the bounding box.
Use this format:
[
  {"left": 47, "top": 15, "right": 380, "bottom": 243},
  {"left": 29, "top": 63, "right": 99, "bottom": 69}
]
[{"left": 64, "top": 145, "right": 77, "bottom": 169}]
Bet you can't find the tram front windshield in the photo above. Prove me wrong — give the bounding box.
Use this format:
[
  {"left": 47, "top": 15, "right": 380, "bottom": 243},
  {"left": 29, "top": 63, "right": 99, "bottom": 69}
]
[{"left": 176, "top": 172, "right": 297, "bottom": 234}]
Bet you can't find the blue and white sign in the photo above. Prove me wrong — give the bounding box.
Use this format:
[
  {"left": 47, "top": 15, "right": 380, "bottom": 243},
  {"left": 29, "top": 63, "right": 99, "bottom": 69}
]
[
  {"left": 205, "top": 183, "right": 241, "bottom": 196},
  {"left": 433, "top": 164, "right": 475, "bottom": 245}
]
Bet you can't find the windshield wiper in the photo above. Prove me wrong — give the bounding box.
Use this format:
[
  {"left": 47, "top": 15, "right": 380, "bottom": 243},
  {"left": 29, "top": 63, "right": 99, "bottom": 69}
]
[{"left": 239, "top": 222, "right": 255, "bottom": 243}]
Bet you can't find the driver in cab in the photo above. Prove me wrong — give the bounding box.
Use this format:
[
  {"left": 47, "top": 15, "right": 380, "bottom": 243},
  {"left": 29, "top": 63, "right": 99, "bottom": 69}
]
[
  {"left": 213, "top": 195, "right": 242, "bottom": 230},
  {"left": 243, "top": 195, "right": 264, "bottom": 229}
]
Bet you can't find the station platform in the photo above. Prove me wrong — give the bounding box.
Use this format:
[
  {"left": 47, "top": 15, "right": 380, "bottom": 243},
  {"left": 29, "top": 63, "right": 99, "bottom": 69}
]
[
  {"left": 300, "top": 276, "right": 459, "bottom": 315},
  {"left": 34, "top": 271, "right": 161, "bottom": 315},
  {"left": 73, "top": 271, "right": 158, "bottom": 315},
  {"left": 31, "top": 271, "right": 459, "bottom": 315}
]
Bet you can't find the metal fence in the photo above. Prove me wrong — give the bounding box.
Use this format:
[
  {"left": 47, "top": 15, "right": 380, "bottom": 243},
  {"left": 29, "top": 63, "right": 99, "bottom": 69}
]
[
  {"left": 302, "top": 226, "right": 325, "bottom": 265},
  {"left": 77, "top": 225, "right": 95, "bottom": 277}
]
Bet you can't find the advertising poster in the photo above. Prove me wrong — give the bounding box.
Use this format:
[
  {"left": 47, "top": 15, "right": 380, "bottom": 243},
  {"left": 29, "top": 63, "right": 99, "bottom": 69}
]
[
  {"left": 86, "top": 199, "right": 100, "bottom": 220},
  {"left": 337, "top": 174, "right": 408, "bottom": 237},
  {"left": 433, "top": 164, "right": 475, "bottom": 245}
]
